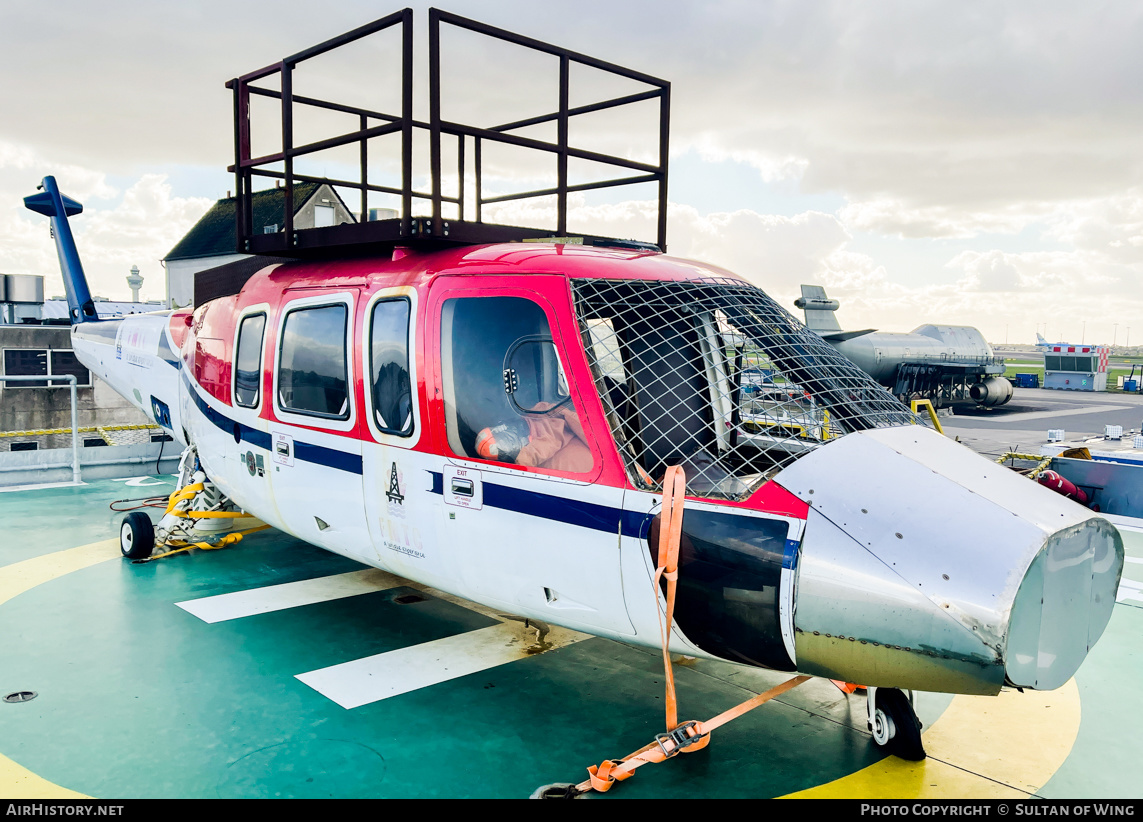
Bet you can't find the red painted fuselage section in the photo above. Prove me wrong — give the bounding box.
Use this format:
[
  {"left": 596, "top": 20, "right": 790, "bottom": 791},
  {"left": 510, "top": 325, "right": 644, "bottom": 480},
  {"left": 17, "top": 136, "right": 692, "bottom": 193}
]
[{"left": 181, "top": 242, "right": 797, "bottom": 513}]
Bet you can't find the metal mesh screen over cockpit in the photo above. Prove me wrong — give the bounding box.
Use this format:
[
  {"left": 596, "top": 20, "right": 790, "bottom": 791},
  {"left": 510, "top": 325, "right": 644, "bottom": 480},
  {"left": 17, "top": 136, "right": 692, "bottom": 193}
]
[{"left": 571, "top": 277, "right": 917, "bottom": 500}]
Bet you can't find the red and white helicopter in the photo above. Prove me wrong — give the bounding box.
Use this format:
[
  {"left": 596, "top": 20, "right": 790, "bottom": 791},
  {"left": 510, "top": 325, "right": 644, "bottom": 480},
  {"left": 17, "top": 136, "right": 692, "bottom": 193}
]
[{"left": 26, "top": 9, "right": 1122, "bottom": 773}]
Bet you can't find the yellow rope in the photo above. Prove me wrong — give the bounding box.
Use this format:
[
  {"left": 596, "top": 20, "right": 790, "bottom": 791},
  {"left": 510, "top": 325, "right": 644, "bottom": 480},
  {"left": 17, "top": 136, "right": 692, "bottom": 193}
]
[
  {"left": 140, "top": 482, "right": 269, "bottom": 561},
  {"left": 146, "top": 525, "right": 271, "bottom": 562},
  {"left": 995, "top": 451, "right": 1053, "bottom": 479}
]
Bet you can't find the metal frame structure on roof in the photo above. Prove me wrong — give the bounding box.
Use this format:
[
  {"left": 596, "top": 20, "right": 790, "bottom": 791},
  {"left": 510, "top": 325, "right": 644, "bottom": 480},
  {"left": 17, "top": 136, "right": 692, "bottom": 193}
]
[{"left": 226, "top": 8, "right": 670, "bottom": 258}]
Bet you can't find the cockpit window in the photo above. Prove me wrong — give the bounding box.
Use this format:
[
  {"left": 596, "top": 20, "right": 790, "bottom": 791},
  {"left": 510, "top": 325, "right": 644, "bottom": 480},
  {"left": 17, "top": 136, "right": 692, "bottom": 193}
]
[
  {"left": 572, "top": 277, "right": 915, "bottom": 499},
  {"left": 441, "top": 296, "right": 594, "bottom": 474}
]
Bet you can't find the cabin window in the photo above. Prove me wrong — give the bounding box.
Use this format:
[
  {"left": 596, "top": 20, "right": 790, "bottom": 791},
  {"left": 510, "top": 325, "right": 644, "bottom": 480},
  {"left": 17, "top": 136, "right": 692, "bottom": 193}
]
[
  {"left": 277, "top": 304, "right": 349, "bottom": 419},
  {"left": 369, "top": 298, "right": 413, "bottom": 436},
  {"left": 234, "top": 313, "right": 266, "bottom": 408},
  {"left": 440, "top": 296, "right": 593, "bottom": 473}
]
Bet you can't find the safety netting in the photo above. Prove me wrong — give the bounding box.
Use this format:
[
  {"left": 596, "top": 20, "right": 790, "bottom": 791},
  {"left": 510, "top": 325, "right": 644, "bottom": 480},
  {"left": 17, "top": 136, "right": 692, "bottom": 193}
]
[{"left": 571, "top": 277, "right": 917, "bottom": 499}]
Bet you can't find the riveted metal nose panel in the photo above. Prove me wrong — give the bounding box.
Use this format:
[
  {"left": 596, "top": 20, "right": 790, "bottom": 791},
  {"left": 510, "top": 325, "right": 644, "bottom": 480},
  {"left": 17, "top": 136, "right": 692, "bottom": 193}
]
[
  {"left": 775, "top": 425, "right": 1124, "bottom": 695},
  {"left": 792, "top": 508, "right": 1007, "bottom": 694}
]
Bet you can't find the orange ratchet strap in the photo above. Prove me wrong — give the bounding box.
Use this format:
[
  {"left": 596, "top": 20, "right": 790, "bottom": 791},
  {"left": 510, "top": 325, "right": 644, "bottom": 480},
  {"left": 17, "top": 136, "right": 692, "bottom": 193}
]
[{"left": 576, "top": 464, "right": 811, "bottom": 795}]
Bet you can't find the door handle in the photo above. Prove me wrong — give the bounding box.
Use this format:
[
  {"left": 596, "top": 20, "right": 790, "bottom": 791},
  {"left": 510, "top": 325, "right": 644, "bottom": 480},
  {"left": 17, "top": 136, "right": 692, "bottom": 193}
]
[{"left": 451, "top": 478, "right": 475, "bottom": 497}]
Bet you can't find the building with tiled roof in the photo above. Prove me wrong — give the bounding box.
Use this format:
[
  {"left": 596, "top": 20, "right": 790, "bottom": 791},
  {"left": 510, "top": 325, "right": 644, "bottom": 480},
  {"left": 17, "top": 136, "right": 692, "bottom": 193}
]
[{"left": 163, "top": 182, "right": 354, "bottom": 308}]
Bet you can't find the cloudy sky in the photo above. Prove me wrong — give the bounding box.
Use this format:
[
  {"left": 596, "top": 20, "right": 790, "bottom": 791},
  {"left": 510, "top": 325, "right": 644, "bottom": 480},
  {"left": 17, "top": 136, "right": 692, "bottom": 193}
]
[{"left": 3, "top": 1, "right": 1142, "bottom": 345}]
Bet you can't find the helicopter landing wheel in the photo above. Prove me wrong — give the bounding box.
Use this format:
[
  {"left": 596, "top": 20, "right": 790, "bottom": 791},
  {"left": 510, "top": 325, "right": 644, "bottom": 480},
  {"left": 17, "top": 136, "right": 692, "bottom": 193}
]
[
  {"left": 120, "top": 512, "right": 155, "bottom": 560},
  {"left": 869, "top": 687, "right": 925, "bottom": 761}
]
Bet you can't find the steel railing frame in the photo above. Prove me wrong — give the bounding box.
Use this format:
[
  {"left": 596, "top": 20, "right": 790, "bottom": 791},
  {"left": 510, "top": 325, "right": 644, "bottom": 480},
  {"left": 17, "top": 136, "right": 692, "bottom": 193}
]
[
  {"left": 0, "top": 374, "right": 79, "bottom": 483},
  {"left": 226, "top": 7, "right": 670, "bottom": 255}
]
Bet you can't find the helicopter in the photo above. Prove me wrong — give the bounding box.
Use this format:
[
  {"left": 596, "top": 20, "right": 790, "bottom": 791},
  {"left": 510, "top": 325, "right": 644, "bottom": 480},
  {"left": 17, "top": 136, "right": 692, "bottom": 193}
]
[{"left": 24, "top": 8, "right": 1122, "bottom": 770}]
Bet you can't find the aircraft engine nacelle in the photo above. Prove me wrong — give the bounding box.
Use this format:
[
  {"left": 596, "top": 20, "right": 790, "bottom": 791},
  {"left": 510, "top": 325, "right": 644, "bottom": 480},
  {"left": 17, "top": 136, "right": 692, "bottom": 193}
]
[
  {"left": 794, "top": 296, "right": 840, "bottom": 312},
  {"left": 970, "top": 376, "right": 1014, "bottom": 407},
  {"left": 774, "top": 426, "right": 1122, "bottom": 695}
]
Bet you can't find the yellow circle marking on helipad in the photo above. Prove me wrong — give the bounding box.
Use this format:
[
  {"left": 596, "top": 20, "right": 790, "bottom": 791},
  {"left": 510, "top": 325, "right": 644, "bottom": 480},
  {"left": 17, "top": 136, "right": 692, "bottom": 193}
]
[
  {"left": 1, "top": 538, "right": 120, "bottom": 800},
  {"left": 784, "top": 678, "right": 1081, "bottom": 798}
]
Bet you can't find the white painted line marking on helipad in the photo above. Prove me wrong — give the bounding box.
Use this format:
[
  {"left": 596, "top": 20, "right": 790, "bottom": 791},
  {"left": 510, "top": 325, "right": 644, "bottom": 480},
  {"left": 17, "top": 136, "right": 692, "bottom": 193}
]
[
  {"left": 1126, "top": 557, "right": 1143, "bottom": 565},
  {"left": 175, "top": 569, "right": 404, "bottom": 623},
  {"left": 295, "top": 622, "right": 590, "bottom": 709},
  {"left": 0, "top": 481, "right": 86, "bottom": 493},
  {"left": 1117, "top": 578, "right": 1143, "bottom": 603}
]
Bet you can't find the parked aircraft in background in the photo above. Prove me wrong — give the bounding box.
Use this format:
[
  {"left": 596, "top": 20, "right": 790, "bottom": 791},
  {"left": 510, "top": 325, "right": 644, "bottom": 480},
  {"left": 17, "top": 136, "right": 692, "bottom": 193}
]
[
  {"left": 1037, "top": 333, "right": 1070, "bottom": 351},
  {"left": 796, "top": 284, "right": 1014, "bottom": 407}
]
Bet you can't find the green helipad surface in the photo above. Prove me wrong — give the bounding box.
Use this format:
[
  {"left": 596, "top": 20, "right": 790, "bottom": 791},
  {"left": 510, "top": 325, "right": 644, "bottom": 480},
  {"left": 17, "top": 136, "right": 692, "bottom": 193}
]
[{"left": 1, "top": 475, "right": 1139, "bottom": 799}]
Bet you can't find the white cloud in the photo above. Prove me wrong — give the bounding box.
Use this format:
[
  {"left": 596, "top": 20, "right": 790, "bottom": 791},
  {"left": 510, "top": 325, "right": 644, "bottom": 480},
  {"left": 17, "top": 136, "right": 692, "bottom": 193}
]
[
  {"left": 949, "top": 250, "right": 1024, "bottom": 292},
  {"left": 686, "top": 135, "right": 809, "bottom": 184},
  {"left": 0, "top": 142, "right": 212, "bottom": 302},
  {"left": 1042, "top": 191, "right": 1143, "bottom": 263},
  {"left": 838, "top": 199, "right": 1048, "bottom": 239}
]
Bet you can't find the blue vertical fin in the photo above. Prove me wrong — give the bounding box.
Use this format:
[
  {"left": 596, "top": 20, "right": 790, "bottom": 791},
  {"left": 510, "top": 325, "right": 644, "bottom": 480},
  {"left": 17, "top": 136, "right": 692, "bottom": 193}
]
[{"left": 23, "top": 176, "right": 97, "bottom": 323}]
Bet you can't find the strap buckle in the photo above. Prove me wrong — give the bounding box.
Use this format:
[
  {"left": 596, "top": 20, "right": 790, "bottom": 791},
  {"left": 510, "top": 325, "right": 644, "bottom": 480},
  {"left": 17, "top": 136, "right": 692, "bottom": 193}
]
[{"left": 654, "top": 721, "right": 705, "bottom": 759}]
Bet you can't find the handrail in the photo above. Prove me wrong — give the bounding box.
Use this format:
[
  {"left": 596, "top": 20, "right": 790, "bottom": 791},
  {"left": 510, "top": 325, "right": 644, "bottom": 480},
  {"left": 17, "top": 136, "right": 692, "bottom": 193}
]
[
  {"left": 0, "top": 374, "right": 79, "bottom": 483},
  {"left": 910, "top": 398, "right": 944, "bottom": 435}
]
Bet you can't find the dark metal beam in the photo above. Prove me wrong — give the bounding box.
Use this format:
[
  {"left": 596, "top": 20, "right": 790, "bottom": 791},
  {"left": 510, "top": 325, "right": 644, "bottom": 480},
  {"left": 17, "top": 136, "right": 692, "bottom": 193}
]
[
  {"left": 285, "top": 8, "right": 410, "bottom": 66},
  {"left": 442, "top": 121, "right": 661, "bottom": 174},
  {"left": 658, "top": 82, "right": 671, "bottom": 252},
  {"left": 247, "top": 168, "right": 459, "bottom": 204},
  {"left": 287, "top": 122, "right": 403, "bottom": 159},
  {"left": 281, "top": 60, "right": 294, "bottom": 242},
  {"left": 433, "top": 9, "right": 669, "bottom": 88},
  {"left": 246, "top": 86, "right": 401, "bottom": 124},
  {"left": 429, "top": 8, "right": 442, "bottom": 232},
  {"left": 480, "top": 173, "right": 660, "bottom": 205},
  {"left": 401, "top": 8, "right": 413, "bottom": 235},
  {"left": 557, "top": 55, "right": 569, "bottom": 235},
  {"left": 488, "top": 89, "right": 662, "bottom": 133},
  {"left": 360, "top": 113, "right": 368, "bottom": 223}
]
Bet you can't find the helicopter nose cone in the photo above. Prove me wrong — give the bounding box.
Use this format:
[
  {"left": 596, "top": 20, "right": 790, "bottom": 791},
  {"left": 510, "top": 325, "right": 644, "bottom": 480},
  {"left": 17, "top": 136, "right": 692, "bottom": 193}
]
[{"left": 773, "top": 426, "right": 1123, "bottom": 695}]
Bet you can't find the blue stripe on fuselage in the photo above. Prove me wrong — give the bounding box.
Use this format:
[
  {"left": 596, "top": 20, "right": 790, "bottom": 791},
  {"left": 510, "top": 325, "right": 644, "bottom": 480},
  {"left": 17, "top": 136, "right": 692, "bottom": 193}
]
[
  {"left": 429, "top": 470, "right": 648, "bottom": 538},
  {"left": 183, "top": 373, "right": 361, "bottom": 475},
  {"left": 782, "top": 538, "right": 800, "bottom": 570}
]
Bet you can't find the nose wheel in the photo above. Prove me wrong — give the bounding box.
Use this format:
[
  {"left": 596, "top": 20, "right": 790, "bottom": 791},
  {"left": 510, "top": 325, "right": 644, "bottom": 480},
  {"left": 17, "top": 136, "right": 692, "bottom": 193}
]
[{"left": 867, "top": 686, "right": 925, "bottom": 760}]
